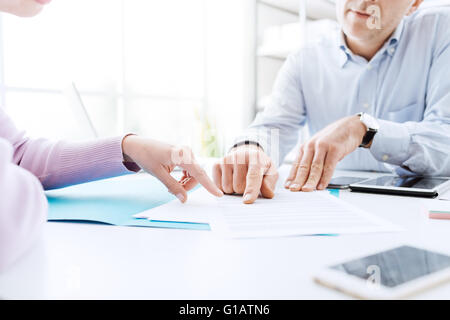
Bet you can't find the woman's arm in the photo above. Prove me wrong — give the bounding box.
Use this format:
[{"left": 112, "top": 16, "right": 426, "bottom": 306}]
[
  {"left": 16, "top": 136, "right": 140, "bottom": 190},
  {"left": 0, "top": 108, "right": 139, "bottom": 271},
  {"left": 0, "top": 138, "right": 48, "bottom": 272},
  {"left": 0, "top": 109, "right": 140, "bottom": 190}
]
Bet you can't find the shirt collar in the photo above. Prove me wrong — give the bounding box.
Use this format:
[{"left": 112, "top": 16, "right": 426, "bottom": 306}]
[
  {"left": 338, "top": 19, "right": 405, "bottom": 68},
  {"left": 386, "top": 19, "right": 404, "bottom": 56},
  {"left": 338, "top": 32, "right": 351, "bottom": 68}
]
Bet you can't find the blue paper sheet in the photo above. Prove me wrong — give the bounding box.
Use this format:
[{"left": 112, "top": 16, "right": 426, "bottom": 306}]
[
  {"left": 328, "top": 189, "right": 340, "bottom": 198},
  {"left": 46, "top": 174, "right": 210, "bottom": 230}
]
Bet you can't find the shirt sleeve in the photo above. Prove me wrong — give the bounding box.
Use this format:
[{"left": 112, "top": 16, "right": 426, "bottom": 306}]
[
  {"left": 0, "top": 138, "right": 48, "bottom": 272},
  {"left": 0, "top": 109, "right": 140, "bottom": 190},
  {"left": 370, "top": 17, "right": 450, "bottom": 176},
  {"left": 233, "top": 52, "right": 307, "bottom": 166}
]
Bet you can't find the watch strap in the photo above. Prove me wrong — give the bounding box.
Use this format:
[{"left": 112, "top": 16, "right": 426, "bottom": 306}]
[{"left": 358, "top": 112, "right": 378, "bottom": 148}]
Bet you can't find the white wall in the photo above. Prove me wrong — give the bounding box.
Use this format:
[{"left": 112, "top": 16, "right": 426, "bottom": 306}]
[{"left": 204, "top": 0, "right": 256, "bottom": 152}]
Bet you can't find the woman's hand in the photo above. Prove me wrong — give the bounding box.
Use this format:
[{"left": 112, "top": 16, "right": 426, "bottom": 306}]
[{"left": 122, "top": 135, "right": 223, "bottom": 203}]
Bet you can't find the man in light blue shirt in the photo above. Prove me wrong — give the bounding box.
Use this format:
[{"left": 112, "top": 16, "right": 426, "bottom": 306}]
[{"left": 213, "top": 0, "right": 450, "bottom": 204}]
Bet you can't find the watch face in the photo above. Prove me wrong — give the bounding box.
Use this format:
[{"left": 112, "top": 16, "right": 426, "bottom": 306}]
[{"left": 361, "top": 113, "right": 380, "bottom": 130}]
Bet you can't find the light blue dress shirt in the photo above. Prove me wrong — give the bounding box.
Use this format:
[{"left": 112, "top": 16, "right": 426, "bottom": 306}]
[{"left": 239, "top": 7, "right": 450, "bottom": 176}]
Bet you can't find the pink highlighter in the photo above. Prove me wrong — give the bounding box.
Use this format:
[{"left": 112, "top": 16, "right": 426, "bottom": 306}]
[
  {"left": 429, "top": 204, "right": 450, "bottom": 220},
  {"left": 430, "top": 212, "right": 450, "bottom": 220}
]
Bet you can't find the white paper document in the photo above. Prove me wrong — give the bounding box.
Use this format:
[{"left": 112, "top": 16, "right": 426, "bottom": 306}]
[
  {"left": 134, "top": 188, "right": 216, "bottom": 224},
  {"left": 134, "top": 188, "right": 401, "bottom": 238},
  {"left": 211, "top": 190, "right": 400, "bottom": 238}
]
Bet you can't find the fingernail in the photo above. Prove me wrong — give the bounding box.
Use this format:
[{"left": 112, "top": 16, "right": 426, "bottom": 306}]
[
  {"left": 176, "top": 193, "right": 185, "bottom": 202},
  {"left": 243, "top": 194, "right": 252, "bottom": 202},
  {"left": 290, "top": 184, "right": 300, "bottom": 190},
  {"left": 318, "top": 184, "right": 325, "bottom": 190},
  {"left": 285, "top": 181, "right": 291, "bottom": 188}
]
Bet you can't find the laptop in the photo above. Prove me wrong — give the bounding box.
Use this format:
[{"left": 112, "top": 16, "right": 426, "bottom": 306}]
[{"left": 63, "top": 82, "right": 98, "bottom": 139}]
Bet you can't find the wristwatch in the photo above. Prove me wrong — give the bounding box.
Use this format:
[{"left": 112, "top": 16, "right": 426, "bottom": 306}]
[
  {"left": 232, "top": 140, "right": 263, "bottom": 150},
  {"left": 357, "top": 112, "right": 380, "bottom": 148}
]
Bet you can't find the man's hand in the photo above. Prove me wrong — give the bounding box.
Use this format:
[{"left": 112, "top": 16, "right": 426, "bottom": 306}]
[
  {"left": 213, "top": 145, "right": 279, "bottom": 204},
  {"left": 122, "top": 135, "right": 223, "bottom": 203},
  {"left": 285, "top": 115, "right": 367, "bottom": 192}
]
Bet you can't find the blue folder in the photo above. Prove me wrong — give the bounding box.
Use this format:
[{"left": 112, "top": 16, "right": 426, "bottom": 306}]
[{"left": 46, "top": 174, "right": 210, "bottom": 230}]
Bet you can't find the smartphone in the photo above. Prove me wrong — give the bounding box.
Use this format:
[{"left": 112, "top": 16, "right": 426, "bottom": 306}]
[
  {"left": 327, "top": 177, "right": 369, "bottom": 189},
  {"left": 314, "top": 245, "right": 450, "bottom": 299}
]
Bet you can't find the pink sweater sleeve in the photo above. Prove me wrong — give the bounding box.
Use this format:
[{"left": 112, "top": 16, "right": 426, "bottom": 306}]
[
  {"left": 0, "top": 109, "right": 140, "bottom": 271},
  {"left": 1, "top": 109, "right": 140, "bottom": 189}
]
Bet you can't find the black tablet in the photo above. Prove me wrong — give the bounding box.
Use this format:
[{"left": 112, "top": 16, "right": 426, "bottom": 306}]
[{"left": 349, "top": 176, "right": 450, "bottom": 198}]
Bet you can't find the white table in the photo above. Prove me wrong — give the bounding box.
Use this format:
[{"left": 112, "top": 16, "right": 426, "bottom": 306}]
[{"left": 1, "top": 166, "right": 450, "bottom": 299}]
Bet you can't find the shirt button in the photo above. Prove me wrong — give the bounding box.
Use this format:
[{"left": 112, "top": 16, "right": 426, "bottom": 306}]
[
  {"left": 363, "top": 103, "right": 370, "bottom": 109},
  {"left": 367, "top": 64, "right": 372, "bottom": 70},
  {"left": 382, "top": 155, "right": 389, "bottom": 162},
  {"left": 389, "top": 48, "right": 396, "bottom": 54}
]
